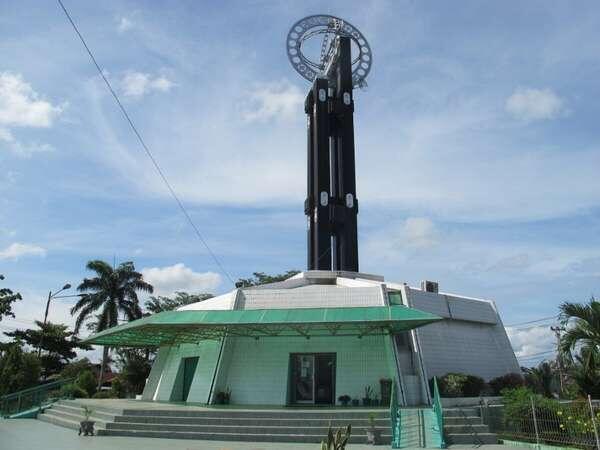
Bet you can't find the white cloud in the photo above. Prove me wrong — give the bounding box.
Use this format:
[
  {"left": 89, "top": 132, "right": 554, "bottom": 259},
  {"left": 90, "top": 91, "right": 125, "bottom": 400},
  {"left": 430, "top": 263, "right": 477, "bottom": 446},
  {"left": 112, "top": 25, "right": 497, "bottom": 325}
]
[
  {"left": 121, "top": 72, "right": 174, "bottom": 98},
  {"left": 506, "top": 325, "right": 556, "bottom": 363},
  {"left": 141, "top": 263, "right": 221, "bottom": 296},
  {"left": 505, "top": 88, "right": 564, "bottom": 121},
  {"left": 241, "top": 80, "right": 304, "bottom": 123},
  {"left": 0, "top": 72, "right": 62, "bottom": 156},
  {"left": 401, "top": 217, "right": 438, "bottom": 249},
  {"left": 0, "top": 72, "right": 62, "bottom": 128},
  {"left": 116, "top": 16, "right": 134, "bottom": 33},
  {"left": 0, "top": 242, "right": 46, "bottom": 260}
]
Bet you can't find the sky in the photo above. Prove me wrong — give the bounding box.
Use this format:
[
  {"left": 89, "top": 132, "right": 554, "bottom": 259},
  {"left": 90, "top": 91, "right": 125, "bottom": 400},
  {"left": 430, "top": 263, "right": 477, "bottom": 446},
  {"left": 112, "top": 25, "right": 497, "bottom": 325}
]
[{"left": 2, "top": 0, "right": 600, "bottom": 366}]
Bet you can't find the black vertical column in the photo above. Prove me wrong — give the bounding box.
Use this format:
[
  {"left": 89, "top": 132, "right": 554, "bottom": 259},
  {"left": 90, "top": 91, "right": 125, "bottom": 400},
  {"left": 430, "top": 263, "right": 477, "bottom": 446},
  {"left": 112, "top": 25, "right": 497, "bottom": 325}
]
[
  {"left": 304, "top": 36, "right": 359, "bottom": 273},
  {"left": 304, "top": 90, "right": 315, "bottom": 269},
  {"left": 332, "top": 36, "right": 359, "bottom": 272}
]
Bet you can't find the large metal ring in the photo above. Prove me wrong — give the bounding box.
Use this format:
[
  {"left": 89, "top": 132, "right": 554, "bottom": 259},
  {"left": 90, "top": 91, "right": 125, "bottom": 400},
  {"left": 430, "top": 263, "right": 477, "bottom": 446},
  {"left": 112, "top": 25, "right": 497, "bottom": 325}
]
[{"left": 286, "top": 15, "right": 372, "bottom": 88}]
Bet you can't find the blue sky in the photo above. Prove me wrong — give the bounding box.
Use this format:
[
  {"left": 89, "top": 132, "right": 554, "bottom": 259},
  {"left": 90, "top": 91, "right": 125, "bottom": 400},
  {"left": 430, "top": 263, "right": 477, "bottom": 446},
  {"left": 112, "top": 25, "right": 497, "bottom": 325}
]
[{"left": 2, "top": 0, "right": 600, "bottom": 365}]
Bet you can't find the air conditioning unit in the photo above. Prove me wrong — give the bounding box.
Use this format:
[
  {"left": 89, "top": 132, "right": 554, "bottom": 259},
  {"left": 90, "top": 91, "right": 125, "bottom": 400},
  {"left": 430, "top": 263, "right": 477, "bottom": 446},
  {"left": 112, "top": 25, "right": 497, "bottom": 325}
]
[{"left": 421, "top": 280, "right": 439, "bottom": 293}]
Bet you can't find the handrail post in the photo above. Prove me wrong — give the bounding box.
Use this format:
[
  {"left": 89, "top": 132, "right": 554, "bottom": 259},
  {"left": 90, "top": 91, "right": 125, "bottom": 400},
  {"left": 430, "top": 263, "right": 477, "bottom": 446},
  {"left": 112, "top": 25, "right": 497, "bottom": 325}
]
[
  {"left": 588, "top": 395, "right": 600, "bottom": 450},
  {"left": 432, "top": 377, "right": 446, "bottom": 448},
  {"left": 530, "top": 396, "right": 540, "bottom": 448}
]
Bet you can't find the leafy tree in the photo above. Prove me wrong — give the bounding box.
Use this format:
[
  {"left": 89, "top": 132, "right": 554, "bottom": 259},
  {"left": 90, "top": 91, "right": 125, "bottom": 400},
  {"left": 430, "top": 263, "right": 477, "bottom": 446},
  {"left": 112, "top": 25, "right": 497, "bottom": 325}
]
[
  {"left": 0, "top": 342, "right": 41, "bottom": 396},
  {"left": 236, "top": 271, "right": 300, "bottom": 288},
  {"left": 115, "top": 348, "right": 152, "bottom": 395},
  {"left": 145, "top": 291, "right": 213, "bottom": 314},
  {"left": 72, "top": 260, "right": 153, "bottom": 389},
  {"left": 523, "top": 361, "right": 559, "bottom": 398},
  {"left": 75, "top": 370, "right": 97, "bottom": 397},
  {"left": 4, "top": 321, "right": 91, "bottom": 378},
  {"left": 59, "top": 358, "right": 93, "bottom": 380},
  {"left": 0, "top": 274, "right": 22, "bottom": 322}
]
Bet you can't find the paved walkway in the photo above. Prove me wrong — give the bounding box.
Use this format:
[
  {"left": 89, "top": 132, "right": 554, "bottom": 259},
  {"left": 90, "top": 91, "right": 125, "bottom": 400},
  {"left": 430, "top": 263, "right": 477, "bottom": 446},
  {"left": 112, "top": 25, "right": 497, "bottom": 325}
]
[{"left": 0, "top": 419, "right": 514, "bottom": 450}]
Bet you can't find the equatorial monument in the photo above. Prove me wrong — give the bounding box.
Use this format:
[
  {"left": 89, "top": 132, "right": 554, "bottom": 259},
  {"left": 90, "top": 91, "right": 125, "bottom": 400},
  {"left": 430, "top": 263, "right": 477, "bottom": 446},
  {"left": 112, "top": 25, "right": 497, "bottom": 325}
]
[{"left": 80, "top": 15, "right": 520, "bottom": 446}]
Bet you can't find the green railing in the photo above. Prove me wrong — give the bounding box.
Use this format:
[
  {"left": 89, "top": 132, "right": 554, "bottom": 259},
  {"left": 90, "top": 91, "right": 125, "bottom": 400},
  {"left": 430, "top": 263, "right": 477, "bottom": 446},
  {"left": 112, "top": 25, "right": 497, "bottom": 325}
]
[
  {"left": 432, "top": 377, "right": 446, "bottom": 448},
  {"left": 0, "top": 378, "right": 74, "bottom": 418},
  {"left": 390, "top": 379, "right": 401, "bottom": 448}
]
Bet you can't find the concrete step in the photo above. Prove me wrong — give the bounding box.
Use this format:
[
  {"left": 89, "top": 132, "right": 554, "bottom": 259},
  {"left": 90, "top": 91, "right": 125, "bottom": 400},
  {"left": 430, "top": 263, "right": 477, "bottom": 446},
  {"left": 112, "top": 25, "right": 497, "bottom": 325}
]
[
  {"left": 444, "top": 415, "right": 481, "bottom": 425},
  {"left": 445, "top": 432, "right": 498, "bottom": 445},
  {"left": 57, "top": 399, "right": 123, "bottom": 415},
  {"left": 442, "top": 407, "right": 479, "bottom": 418},
  {"left": 51, "top": 403, "right": 115, "bottom": 421},
  {"left": 99, "top": 428, "right": 392, "bottom": 444},
  {"left": 121, "top": 409, "right": 389, "bottom": 419},
  {"left": 106, "top": 422, "right": 389, "bottom": 435},
  {"left": 38, "top": 412, "right": 81, "bottom": 431},
  {"left": 39, "top": 409, "right": 107, "bottom": 429},
  {"left": 113, "top": 415, "right": 389, "bottom": 427},
  {"left": 444, "top": 424, "right": 490, "bottom": 434}
]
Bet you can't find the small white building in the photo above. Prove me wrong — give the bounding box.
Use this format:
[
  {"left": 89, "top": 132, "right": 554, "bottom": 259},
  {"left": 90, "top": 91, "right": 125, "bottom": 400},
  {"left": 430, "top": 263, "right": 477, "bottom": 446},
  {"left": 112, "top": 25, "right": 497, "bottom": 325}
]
[{"left": 86, "top": 270, "right": 519, "bottom": 407}]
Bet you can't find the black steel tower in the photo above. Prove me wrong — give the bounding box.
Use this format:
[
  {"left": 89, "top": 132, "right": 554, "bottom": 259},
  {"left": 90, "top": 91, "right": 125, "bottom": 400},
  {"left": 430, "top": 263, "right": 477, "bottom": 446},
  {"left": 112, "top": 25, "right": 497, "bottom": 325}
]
[{"left": 287, "top": 15, "right": 372, "bottom": 272}]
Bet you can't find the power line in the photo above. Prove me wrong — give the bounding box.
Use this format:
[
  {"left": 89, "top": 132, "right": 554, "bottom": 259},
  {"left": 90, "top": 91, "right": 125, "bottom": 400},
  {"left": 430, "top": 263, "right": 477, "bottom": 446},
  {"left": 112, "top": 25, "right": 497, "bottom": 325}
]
[
  {"left": 56, "top": 0, "right": 235, "bottom": 287},
  {"left": 506, "top": 315, "right": 558, "bottom": 328},
  {"left": 517, "top": 350, "right": 556, "bottom": 360}
]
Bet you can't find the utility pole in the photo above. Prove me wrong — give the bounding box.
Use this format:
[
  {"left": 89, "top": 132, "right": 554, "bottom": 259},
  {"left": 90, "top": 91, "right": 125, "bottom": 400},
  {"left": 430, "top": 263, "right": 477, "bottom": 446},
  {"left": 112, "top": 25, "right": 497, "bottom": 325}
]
[{"left": 551, "top": 325, "right": 566, "bottom": 396}]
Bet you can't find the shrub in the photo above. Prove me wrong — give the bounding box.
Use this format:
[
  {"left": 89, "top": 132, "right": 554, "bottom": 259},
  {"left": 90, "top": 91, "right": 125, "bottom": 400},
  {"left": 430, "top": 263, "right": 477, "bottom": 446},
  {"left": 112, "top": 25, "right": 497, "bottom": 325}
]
[
  {"left": 110, "top": 377, "right": 126, "bottom": 398},
  {"left": 502, "top": 387, "right": 558, "bottom": 433},
  {"left": 59, "top": 383, "right": 89, "bottom": 399},
  {"left": 430, "top": 373, "right": 487, "bottom": 397},
  {"left": 463, "top": 375, "right": 486, "bottom": 397},
  {"left": 76, "top": 370, "right": 97, "bottom": 397},
  {"left": 489, "top": 373, "right": 525, "bottom": 395},
  {"left": 92, "top": 390, "right": 114, "bottom": 399}
]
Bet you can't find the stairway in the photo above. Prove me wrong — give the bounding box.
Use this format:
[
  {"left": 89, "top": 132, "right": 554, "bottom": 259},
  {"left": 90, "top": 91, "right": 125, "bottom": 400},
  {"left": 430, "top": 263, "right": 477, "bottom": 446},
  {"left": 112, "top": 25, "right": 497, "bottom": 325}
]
[
  {"left": 396, "top": 408, "right": 443, "bottom": 448},
  {"left": 39, "top": 400, "right": 392, "bottom": 444},
  {"left": 443, "top": 407, "right": 498, "bottom": 445}
]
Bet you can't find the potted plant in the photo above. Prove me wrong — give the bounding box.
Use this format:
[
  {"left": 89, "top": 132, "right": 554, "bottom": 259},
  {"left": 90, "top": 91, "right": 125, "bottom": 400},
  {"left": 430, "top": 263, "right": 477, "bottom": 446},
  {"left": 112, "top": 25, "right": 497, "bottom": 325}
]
[
  {"left": 371, "top": 397, "right": 379, "bottom": 407},
  {"left": 362, "top": 386, "right": 373, "bottom": 407},
  {"left": 338, "top": 395, "right": 351, "bottom": 407},
  {"left": 351, "top": 398, "right": 359, "bottom": 407},
  {"left": 215, "top": 387, "right": 231, "bottom": 405},
  {"left": 78, "top": 406, "right": 95, "bottom": 436},
  {"left": 366, "top": 414, "right": 381, "bottom": 445}
]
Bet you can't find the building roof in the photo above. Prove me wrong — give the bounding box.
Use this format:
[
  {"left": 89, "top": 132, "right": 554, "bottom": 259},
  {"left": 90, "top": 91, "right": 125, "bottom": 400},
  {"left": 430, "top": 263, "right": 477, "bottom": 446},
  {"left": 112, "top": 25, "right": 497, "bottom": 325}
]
[{"left": 82, "top": 305, "right": 442, "bottom": 347}]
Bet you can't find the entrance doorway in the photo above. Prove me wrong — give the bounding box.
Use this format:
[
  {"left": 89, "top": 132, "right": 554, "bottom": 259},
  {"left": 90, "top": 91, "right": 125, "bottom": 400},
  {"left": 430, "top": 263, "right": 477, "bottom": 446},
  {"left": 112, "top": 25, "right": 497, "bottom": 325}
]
[
  {"left": 290, "top": 353, "right": 336, "bottom": 405},
  {"left": 181, "top": 357, "right": 199, "bottom": 402}
]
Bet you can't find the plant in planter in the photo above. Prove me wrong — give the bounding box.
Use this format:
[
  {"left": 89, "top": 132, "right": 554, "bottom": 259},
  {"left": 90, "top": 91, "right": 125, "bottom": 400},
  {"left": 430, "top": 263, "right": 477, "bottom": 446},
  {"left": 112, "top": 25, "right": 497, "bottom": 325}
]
[
  {"left": 321, "top": 424, "right": 351, "bottom": 450},
  {"left": 78, "top": 406, "right": 95, "bottom": 436},
  {"left": 338, "top": 395, "right": 351, "bottom": 407},
  {"left": 215, "top": 387, "right": 231, "bottom": 405},
  {"left": 366, "top": 414, "right": 381, "bottom": 445},
  {"left": 351, "top": 398, "right": 359, "bottom": 407},
  {"left": 362, "top": 386, "right": 373, "bottom": 406}
]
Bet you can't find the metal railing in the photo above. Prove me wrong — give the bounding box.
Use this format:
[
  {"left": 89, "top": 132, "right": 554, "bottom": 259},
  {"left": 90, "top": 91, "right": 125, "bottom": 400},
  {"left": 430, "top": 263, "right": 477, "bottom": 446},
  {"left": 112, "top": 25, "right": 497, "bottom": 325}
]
[
  {"left": 0, "top": 378, "right": 74, "bottom": 418},
  {"left": 432, "top": 377, "right": 446, "bottom": 448},
  {"left": 483, "top": 395, "right": 600, "bottom": 449},
  {"left": 391, "top": 379, "right": 401, "bottom": 448}
]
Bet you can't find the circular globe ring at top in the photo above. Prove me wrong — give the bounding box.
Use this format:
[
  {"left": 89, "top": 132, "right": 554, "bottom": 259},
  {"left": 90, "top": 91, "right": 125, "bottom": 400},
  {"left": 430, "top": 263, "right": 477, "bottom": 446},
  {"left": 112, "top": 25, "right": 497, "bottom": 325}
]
[{"left": 286, "top": 14, "right": 372, "bottom": 88}]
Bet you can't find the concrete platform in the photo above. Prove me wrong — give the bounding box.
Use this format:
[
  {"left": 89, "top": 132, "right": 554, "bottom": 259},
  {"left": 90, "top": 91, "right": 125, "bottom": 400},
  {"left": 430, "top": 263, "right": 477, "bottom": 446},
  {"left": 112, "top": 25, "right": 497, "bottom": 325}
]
[{"left": 0, "top": 419, "right": 518, "bottom": 450}]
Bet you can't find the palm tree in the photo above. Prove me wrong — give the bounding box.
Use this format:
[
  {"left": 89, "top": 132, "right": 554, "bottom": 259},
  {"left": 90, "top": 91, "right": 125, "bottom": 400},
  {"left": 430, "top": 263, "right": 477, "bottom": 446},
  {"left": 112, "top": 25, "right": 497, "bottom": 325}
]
[
  {"left": 559, "top": 298, "right": 600, "bottom": 358},
  {"left": 72, "top": 260, "right": 153, "bottom": 388}
]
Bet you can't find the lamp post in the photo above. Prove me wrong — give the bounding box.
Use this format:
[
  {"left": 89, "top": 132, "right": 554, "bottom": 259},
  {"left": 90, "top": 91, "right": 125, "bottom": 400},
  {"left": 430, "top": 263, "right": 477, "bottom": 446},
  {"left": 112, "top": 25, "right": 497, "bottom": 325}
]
[{"left": 37, "top": 283, "right": 80, "bottom": 357}]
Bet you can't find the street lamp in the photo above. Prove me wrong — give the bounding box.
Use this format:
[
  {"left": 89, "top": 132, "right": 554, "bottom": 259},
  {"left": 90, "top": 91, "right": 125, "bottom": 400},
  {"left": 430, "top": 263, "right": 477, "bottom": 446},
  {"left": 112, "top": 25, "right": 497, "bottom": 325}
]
[{"left": 38, "top": 283, "right": 83, "bottom": 358}]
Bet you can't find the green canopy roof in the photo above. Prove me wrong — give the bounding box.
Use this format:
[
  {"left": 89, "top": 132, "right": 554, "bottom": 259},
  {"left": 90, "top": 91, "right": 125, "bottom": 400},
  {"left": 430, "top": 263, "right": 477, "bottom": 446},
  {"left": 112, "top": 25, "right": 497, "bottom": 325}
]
[{"left": 82, "top": 305, "right": 441, "bottom": 347}]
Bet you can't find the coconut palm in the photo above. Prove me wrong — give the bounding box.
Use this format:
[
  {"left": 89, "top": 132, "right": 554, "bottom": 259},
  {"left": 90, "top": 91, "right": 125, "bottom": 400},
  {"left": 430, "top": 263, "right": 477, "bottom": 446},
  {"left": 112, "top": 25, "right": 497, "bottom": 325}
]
[
  {"left": 559, "top": 298, "right": 600, "bottom": 358},
  {"left": 72, "top": 260, "right": 153, "bottom": 388}
]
